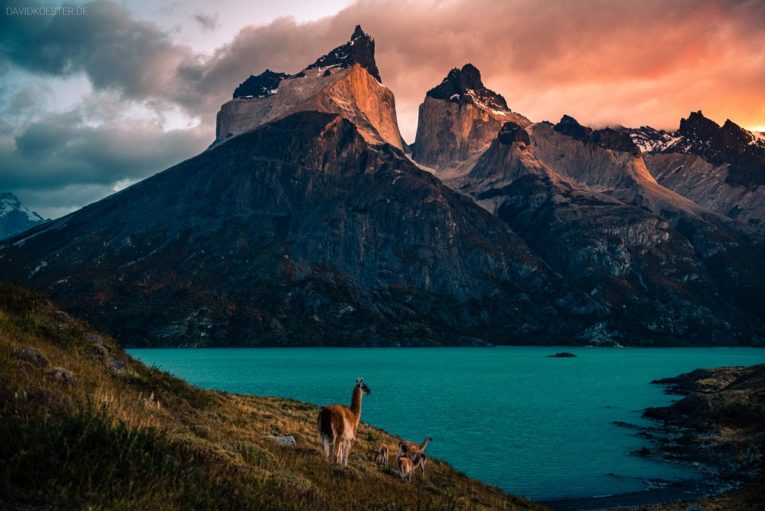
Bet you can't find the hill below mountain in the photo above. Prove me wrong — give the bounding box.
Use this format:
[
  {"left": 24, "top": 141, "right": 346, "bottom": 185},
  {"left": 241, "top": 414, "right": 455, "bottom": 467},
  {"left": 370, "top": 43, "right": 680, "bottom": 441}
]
[{"left": 0, "top": 283, "right": 540, "bottom": 510}]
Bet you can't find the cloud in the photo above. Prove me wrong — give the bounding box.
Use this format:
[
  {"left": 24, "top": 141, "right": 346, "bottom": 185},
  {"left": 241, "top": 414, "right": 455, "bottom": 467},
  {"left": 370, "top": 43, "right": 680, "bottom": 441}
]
[
  {"left": 166, "top": 0, "right": 765, "bottom": 137},
  {"left": 2, "top": 0, "right": 765, "bottom": 217},
  {"left": 328, "top": 0, "right": 765, "bottom": 135},
  {"left": 0, "top": 92, "right": 210, "bottom": 214}
]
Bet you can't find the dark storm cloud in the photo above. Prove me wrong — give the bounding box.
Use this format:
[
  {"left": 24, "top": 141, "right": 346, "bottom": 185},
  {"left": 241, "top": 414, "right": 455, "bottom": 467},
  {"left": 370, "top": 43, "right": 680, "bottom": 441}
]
[
  {"left": 0, "top": 1, "right": 194, "bottom": 101},
  {"left": 0, "top": 105, "right": 209, "bottom": 191}
]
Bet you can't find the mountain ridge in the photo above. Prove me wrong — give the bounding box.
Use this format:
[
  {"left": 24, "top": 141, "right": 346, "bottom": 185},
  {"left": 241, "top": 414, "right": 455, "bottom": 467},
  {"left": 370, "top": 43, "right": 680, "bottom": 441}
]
[
  {"left": 410, "top": 65, "right": 765, "bottom": 346},
  {"left": 1, "top": 31, "right": 764, "bottom": 347},
  {"left": 623, "top": 111, "right": 765, "bottom": 233}
]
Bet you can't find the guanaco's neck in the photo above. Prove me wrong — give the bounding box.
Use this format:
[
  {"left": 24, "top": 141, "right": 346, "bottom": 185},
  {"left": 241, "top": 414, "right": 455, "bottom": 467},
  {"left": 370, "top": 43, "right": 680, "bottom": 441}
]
[
  {"left": 419, "top": 438, "right": 431, "bottom": 450},
  {"left": 350, "top": 385, "right": 363, "bottom": 419}
]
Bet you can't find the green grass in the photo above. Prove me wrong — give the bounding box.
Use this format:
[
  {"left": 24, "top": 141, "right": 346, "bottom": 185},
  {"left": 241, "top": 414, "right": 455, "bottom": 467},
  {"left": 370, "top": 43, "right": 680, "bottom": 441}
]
[{"left": 0, "top": 284, "right": 544, "bottom": 510}]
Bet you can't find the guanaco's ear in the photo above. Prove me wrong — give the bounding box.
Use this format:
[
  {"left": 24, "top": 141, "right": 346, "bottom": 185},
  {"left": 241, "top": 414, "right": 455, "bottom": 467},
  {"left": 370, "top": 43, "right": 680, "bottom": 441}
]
[{"left": 356, "top": 377, "right": 364, "bottom": 384}]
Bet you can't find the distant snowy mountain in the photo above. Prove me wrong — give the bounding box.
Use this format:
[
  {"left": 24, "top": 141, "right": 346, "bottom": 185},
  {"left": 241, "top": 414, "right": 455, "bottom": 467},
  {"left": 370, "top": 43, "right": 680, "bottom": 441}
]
[
  {"left": 0, "top": 193, "right": 47, "bottom": 240},
  {"left": 621, "top": 112, "right": 765, "bottom": 232}
]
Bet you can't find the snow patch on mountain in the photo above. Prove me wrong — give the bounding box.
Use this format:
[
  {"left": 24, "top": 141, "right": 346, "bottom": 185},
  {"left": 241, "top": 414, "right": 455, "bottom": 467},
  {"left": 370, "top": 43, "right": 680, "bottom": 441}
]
[{"left": 0, "top": 193, "right": 48, "bottom": 241}]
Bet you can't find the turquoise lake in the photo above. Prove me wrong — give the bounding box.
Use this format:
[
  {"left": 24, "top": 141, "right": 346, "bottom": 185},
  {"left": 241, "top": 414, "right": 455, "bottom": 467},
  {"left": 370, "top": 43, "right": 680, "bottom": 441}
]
[{"left": 128, "top": 347, "right": 765, "bottom": 501}]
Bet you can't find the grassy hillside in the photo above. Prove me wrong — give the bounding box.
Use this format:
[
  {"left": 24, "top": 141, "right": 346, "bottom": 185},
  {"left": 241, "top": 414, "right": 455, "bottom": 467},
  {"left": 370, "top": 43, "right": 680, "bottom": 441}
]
[{"left": 0, "top": 284, "right": 542, "bottom": 510}]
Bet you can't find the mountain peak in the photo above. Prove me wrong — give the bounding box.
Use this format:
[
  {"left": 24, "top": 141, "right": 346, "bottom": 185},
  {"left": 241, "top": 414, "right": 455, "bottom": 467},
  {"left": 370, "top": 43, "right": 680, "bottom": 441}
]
[
  {"left": 0, "top": 192, "right": 21, "bottom": 209},
  {"left": 720, "top": 119, "right": 751, "bottom": 144},
  {"left": 679, "top": 110, "right": 720, "bottom": 140},
  {"left": 351, "top": 24, "right": 366, "bottom": 40},
  {"left": 0, "top": 192, "right": 47, "bottom": 241},
  {"left": 426, "top": 64, "right": 509, "bottom": 112},
  {"left": 306, "top": 25, "right": 381, "bottom": 82},
  {"left": 554, "top": 115, "right": 592, "bottom": 142}
]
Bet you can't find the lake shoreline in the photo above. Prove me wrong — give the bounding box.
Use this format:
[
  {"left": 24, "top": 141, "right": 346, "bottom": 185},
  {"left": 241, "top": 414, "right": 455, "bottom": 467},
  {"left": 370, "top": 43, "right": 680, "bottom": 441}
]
[
  {"left": 129, "top": 347, "right": 765, "bottom": 504},
  {"left": 544, "top": 364, "right": 765, "bottom": 510},
  {"left": 601, "top": 364, "right": 764, "bottom": 510}
]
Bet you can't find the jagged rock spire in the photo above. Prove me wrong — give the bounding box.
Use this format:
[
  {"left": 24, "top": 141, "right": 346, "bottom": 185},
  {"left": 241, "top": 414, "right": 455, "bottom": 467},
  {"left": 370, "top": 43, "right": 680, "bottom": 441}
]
[
  {"left": 679, "top": 111, "right": 720, "bottom": 140},
  {"left": 306, "top": 25, "right": 381, "bottom": 82},
  {"left": 426, "top": 64, "right": 509, "bottom": 111}
]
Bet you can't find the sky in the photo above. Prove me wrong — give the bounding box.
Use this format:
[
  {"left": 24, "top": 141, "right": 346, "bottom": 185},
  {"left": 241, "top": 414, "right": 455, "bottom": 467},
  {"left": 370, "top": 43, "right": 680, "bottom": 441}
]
[{"left": 1, "top": 0, "right": 764, "bottom": 218}]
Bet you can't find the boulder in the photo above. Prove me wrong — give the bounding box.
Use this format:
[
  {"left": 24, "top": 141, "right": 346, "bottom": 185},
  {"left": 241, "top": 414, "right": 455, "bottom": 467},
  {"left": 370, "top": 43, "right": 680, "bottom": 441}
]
[
  {"left": 45, "top": 366, "right": 76, "bottom": 386},
  {"left": 13, "top": 346, "right": 49, "bottom": 367}
]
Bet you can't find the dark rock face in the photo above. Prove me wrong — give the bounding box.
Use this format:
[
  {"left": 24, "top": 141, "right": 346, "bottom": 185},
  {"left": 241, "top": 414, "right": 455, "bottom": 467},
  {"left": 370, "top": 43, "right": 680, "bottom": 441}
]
[
  {"left": 0, "top": 112, "right": 593, "bottom": 347},
  {"left": 453, "top": 118, "right": 765, "bottom": 345},
  {"left": 306, "top": 25, "right": 381, "bottom": 82},
  {"left": 679, "top": 110, "right": 721, "bottom": 141},
  {"left": 553, "top": 114, "right": 592, "bottom": 142},
  {"left": 426, "top": 64, "right": 509, "bottom": 111},
  {"left": 555, "top": 116, "right": 639, "bottom": 155},
  {"left": 590, "top": 128, "right": 640, "bottom": 156},
  {"left": 233, "top": 70, "right": 291, "bottom": 99},
  {"left": 497, "top": 122, "right": 530, "bottom": 146},
  {"left": 677, "top": 112, "right": 765, "bottom": 187},
  {"left": 0, "top": 193, "right": 47, "bottom": 241}
]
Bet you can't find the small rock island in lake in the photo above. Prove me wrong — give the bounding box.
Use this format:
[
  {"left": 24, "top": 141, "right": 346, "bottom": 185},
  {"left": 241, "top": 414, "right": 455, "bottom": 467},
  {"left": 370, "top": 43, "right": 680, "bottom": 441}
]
[{"left": 547, "top": 352, "right": 577, "bottom": 358}]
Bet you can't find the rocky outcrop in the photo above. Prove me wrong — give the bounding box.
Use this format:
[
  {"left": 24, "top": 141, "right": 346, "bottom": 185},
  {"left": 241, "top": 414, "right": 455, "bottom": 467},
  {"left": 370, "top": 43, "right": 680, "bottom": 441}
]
[
  {"left": 624, "top": 112, "right": 765, "bottom": 233},
  {"left": 0, "top": 112, "right": 596, "bottom": 347},
  {"left": 13, "top": 346, "right": 49, "bottom": 367},
  {"left": 412, "top": 64, "right": 530, "bottom": 176},
  {"left": 643, "top": 364, "right": 765, "bottom": 485},
  {"left": 547, "top": 352, "right": 576, "bottom": 358},
  {"left": 0, "top": 193, "right": 47, "bottom": 241},
  {"left": 233, "top": 70, "right": 291, "bottom": 99},
  {"left": 554, "top": 115, "right": 640, "bottom": 156},
  {"left": 215, "top": 26, "right": 403, "bottom": 149}
]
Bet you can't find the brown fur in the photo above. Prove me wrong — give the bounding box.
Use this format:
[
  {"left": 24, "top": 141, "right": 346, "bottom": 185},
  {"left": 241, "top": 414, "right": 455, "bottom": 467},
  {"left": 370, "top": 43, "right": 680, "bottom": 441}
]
[
  {"left": 397, "top": 452, "right": 426, "bottom": 482},
  {"left": 317, "top": 378, "right": 370, "bottom": 465},
  {"left": 398, "top": 436, "right": 432, "bottom": 457},
  {"left": 375, "top": 444, "right": 389, "bottom": 467}
]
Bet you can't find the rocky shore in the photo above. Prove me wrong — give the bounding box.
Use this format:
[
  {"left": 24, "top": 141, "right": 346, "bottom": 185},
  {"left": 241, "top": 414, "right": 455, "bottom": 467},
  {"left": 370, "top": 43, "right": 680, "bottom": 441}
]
[
  {"left": 546, "top": 364, "right": 765, "bottom": 511},
  {"left": 636, "top": 364, "right": 765, "bottom": 509}
]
